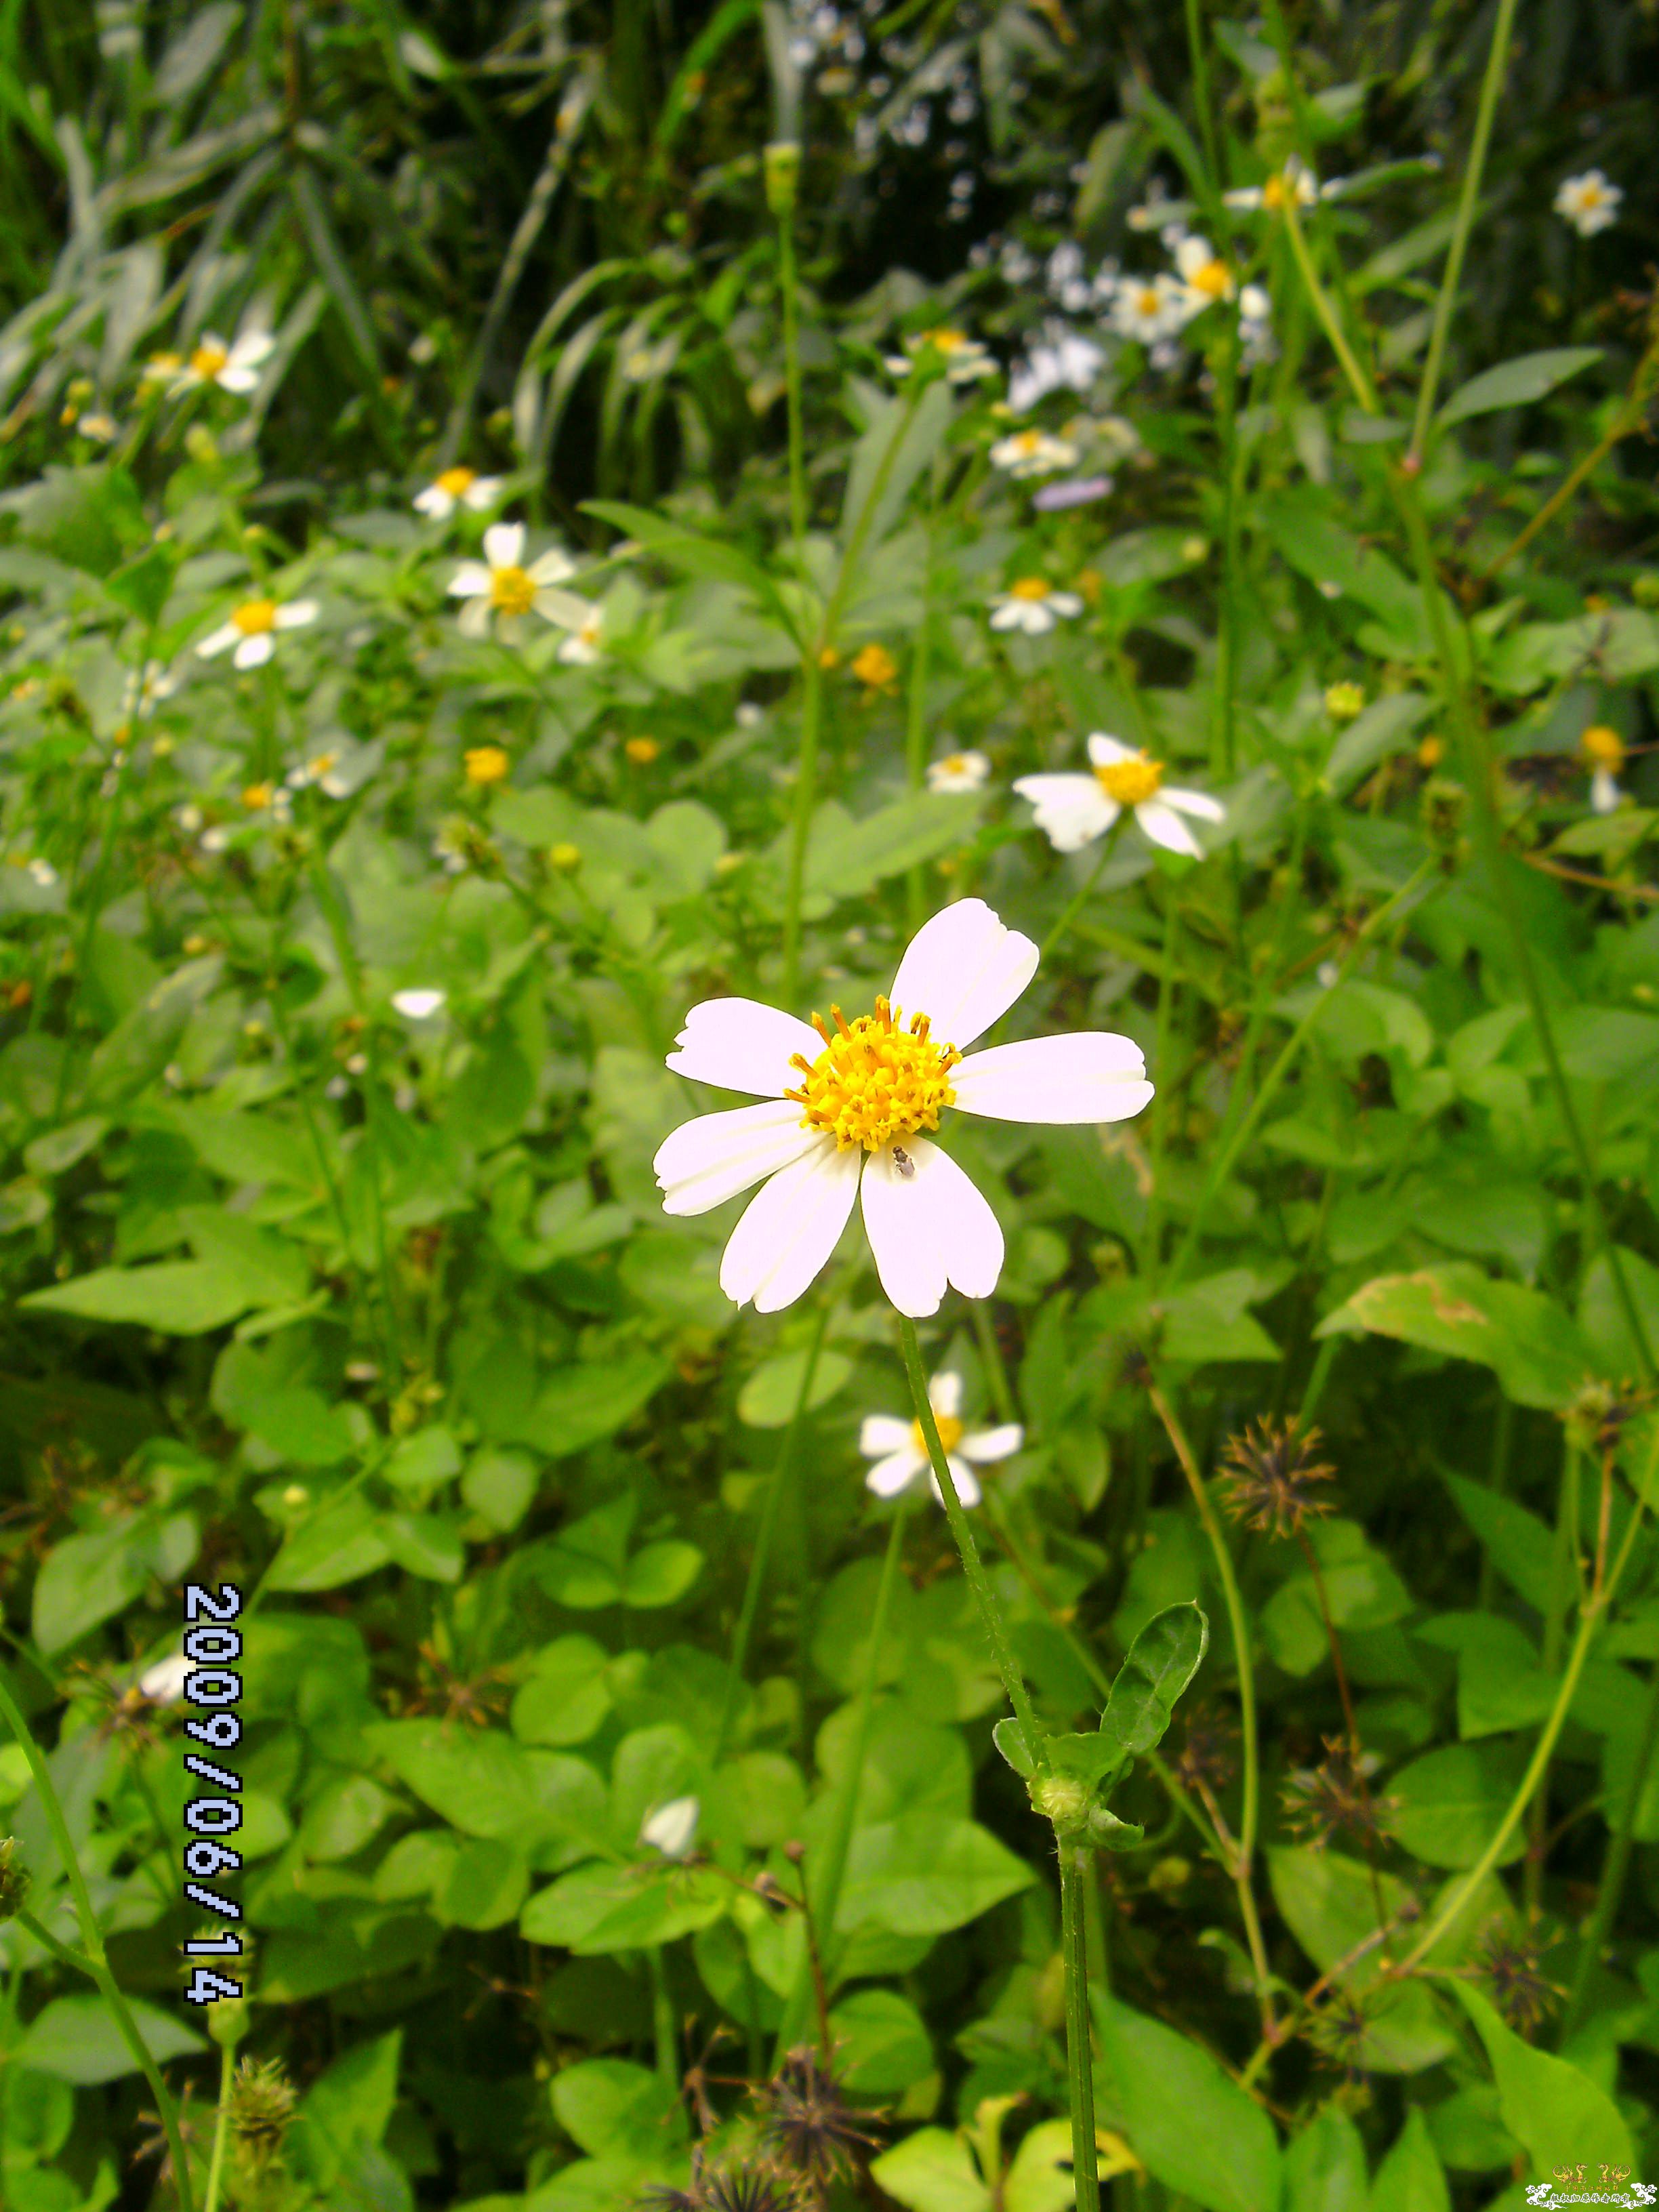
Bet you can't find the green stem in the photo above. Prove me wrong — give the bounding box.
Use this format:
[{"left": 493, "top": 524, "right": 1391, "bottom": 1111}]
[
  {"left": 202, "top": 2042, "right": 234, "bottom": 2212},
  {"left": 970, "top": 1300, "right": 1018, "bottom": 1426},
  {"left": 777, "top": 199, "right": 808, "bottom": 553},
  {"left": 1560, "top": 1651, "right": 1659, "bottom": 2042},
  {"left": 1406, "top": 0, "right": 1521, "bottom": 460},
  {"left": 1060, "top": 1845, "right": 1101, "bottom": 2212},
  {"left": 0, "top": 1668, "right": 196, "bottom": 2212},
  {"left": 712, "top": 1304, "right": 830, "bottom": 1763},
  {"left": 905, "top": 543, "right": 935, "bottom": 932},
  {"left": 897, "top": 1314, "right": 1043, "bottom": 1755},
  {"left": 15, "top": 1908, "right": 95, "bottom": 1977},
  {"left": 773, "top": 1498, "right": 910, "bottom": 2058},
  {"left": 1142, "top": 890, "right": 1184, "bottom": 1282},
  {"left": 649, "top": 1946, "right": 677, "bottom": 2090},
  {"left": 1040, "top": 826, "right": 1121, "bottom": 967}
]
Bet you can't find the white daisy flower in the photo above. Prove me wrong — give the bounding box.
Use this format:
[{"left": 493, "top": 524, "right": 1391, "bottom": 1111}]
[
  {"left": 861, "top": 1368, "right": 1023, "bottom": 1508},
  {"left": 285, "top": 750, "right": 352, "bottom": 798},
  {"left": 989, "top": 428, "right": 1080, "bottom": 479},
  {"left": 988, "top": 578, "right": 1084, "bottom": 636},
  {"left": 26, "top": 858, "right": 58, "bottom": 887},
  {"left": 1554, "top": 171, "right": 1622, "bottom": 239},
  {"left": 640, "top": 1795, "right": 700, "bottom": 1859},
  {"left": 138, "top": 1654, "right": 192, "bottom": 1704},
  {"left": 885, "top": 327, "right": 999, "bottom": 385},
  {"left": 77, "top": 413, "right": 119, "bottom": 443},
  {"left": 553, "top": 603, "right": 605, "bottom": 665},
  {"left": 196, "top": 596, "right": 319, "bottom": 672},
  {"left": 1172, "top": 234, "right": 1235, "bottom": 312},
  {"left": 1107, "top": 273, "right": 1189, "bottom": 344},
  {"left": 391, "top": 988, "right": 446, "bottom": 1020},
  {"left": 171, "top": 329, "right": 274, "bottom": 396},
  {"left": 413, "top": 466, "right": 503, "bottom": 520},
  {"left": 1008, "top": 327, "right": 1105, "bottom": 414},
  {"left": 1015, "top": 733, "right": 1225, "bottom": 858},
  {"left": 926, "top": 750, "right": 991, "bottom": 794},
  {"left": 653, "top": 897, "right": 1154, "bottom": 1317},
  {"left": 121, "top": 660, "right": 178, "bottom": 720},
  {"left": 446, "top": 523, "right": 588, "bottom": 644},
  {"left": 1223, "top": 160, "right": 1322, "bottom": 214}
]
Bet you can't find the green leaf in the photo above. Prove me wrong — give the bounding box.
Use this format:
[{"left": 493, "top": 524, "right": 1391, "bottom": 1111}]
[
  {"left": 1368, "top": 2110, "right": 1450, "bottom": 2212},
  {"left": 838, "top": 1814, "right": 1035, "bottom": 1938},
  {"left": 551, "top": 2058, "right": 684, "bottom": 2162},
  {"left": 1266, "top": 1847, "right": 1456, "bottom": 2073},
  {"left": 1261, "top": 1520, "right": 1412, "bottom": 1676},
  {"left": 794, "top": 793, "right": 983, "bottom": 907},
  {"left": 827, "top": 1988, "right": 935, "bottom": 2093},
  {"left": 839, "top": 378, "right": 954, "bottom": 554},
  {"left": 508, "top": 1355, "right": 669, "bottom": 1458},
  {"left": 736, "top": 1346, "right": 853, "bottom": 1427},
  {"left": 621, "top": 1541, "right": 702, "bottom": 1607},
  {"left": 1096, "top": 1601, "right": 1208, "bottom": 1774},
  {"left": 33, "top": 1510, "right": 197, "bottom": 1654},
  {"left": 582, "top": 500, "right": 798, "bottom": 640},
  {"left": 1437, "top": 346, "right": 1601, "bottom": 428},
  {"left": 380, "top": 1510, "right": 466, "bottom": 1582},
  {"left": 265, "top": 1493, "right": 392, "bottom": 1592},
  {"left": 1317, "top": 1265, "right": 1590, "bottom": 1409},
  {"left": 22, "top": 1261, "right": 253, "bottom": 1335},
  {"left": 1450, "top": 1981, "right": 1635, "bottom": 2183},
  {"left": 1443, "top": 1475, "right": 1555, "bottom": 1612},
  {"left": 1092, "top": 1993, "right": 1283, "bottom": 2212},
  {"left": 992, "top": 1716, "right": 1040, "bottom": 1779},
  {"left": 383, "top": 1426, "right": 464, "bottom": 1492},
  {"left": 365, "top": 1721, "right": 600, "bottom": 1847},
  {"left": 1285, "top": 2104, "right": 1366, "bottom": 2212},
  {"left": 1004, "top": 2117, "right": 1084, "bottom": 2212},
  {"left": 521, "top": 1859, "right": 728, "bottom": 1952},
  {"left": 14, "top": 1996, "right": 205, "bottom": 2085},
  {"left": 869, "top": 2127, "right": 991, "bottom": 2212},
  {"left": 512, "top": 1637, "right": 614, "bottom": 1747},
  {"left": 1389, "top": 1742, "right": 1526, "bottom": 1869}
]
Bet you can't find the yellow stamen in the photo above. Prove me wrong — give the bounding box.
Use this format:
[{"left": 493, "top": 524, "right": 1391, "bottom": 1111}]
[
  {"left": 465, "top": 744, "right": 511, "bottom": 785},
  {"left": 489, "top": 564, "right": 537, "bottom": 617},
  {"left": 434, "top": 466, "right": 476, "bottom": 497},
  {"left": 924, "top": 328, "right": 966, "bottom": 352},
  {"left": 1189, "top": 258, "right": 1231, "bottom": 299},
  {"left": 190, "top": 342, "right": 229, "bottom": 380},
  {"left": 853, "top": 643, "right": 899, "bottom": 687},
  {"left": 1013, "top": 431, "right": 1042, "bottom": 453},
  {"left": 1136, "top": 289, "right": 1162, "bottom": 316},
  {"left": 1008, "top": 577, "right": 1052, "bottom": 602},
  {"left": 242, "top": 782, "right": 274, "bottom": 811},
  {"left": 1581, "top": 724, "right": 1625, "bottom": 772},
  {"left": 785, "top": 995, "right": 960, "bottom": 1153},
  {"left": 231, "top": 600, "right": 278, "bottom": 636},
  {"left": 914, "top": 1412, "right": 964, "bottom": 1454},
  {"left": 1094, "top": 751, "right": 1165, "bottom": 806}
]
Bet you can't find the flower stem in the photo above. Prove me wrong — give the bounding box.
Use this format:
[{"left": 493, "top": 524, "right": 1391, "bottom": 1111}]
[
  {"left": 777, "top": 201, "right": 808, "bottom": 553},
  {"left": 712, "top": 1303, "right": 829, "bottom": 1763},
  {"left": 0, "top": 1666, "right": 196, "bottom": 2212},
  {"left": 773, "top": 1496, "right": 910, "bottom": 2060},
  {"left": 1060, "top": 1843, "right": 1102, "bottom": 2212},
  {"left": 1040, "top": 825, "right": 1122, "bottom": 968},
  {"left": 897, "top": 1313, "right": 1043, "bottom": 1755},
  {"left": 1560, "top": 1648, "right": 1659, "bottom": 2043},
  {"left": 202, "top": 2043, "right": 234, "bottom": 2212}
]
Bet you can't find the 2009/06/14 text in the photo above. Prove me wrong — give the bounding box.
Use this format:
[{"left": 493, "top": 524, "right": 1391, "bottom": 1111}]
[{"left": 179, "top": 1582, "right": 245, "bottom": 2006}]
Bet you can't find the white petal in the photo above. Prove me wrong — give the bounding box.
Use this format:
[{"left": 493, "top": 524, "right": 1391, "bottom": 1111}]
[
  {"left": 449, "top": 563, "right": 493, "bottom": 597},
  {"left": 866, "top": 1448, "right": 926, "bottom": 1497},
  {"left": 960, "top": 1422, "right": 1024, "bottom": 1463},
  {"left": 1015, "top": 605, "right": 1054, "bottom": 634},
  {"left": 558, "top": 634, "right": 601, "bottom": 665},
  {"left": 537, "top": 589, "right": 594, "bottom": 629},
  {"left": 1161, "top": 784, "right": 1225, "bottom": 821},
  {"left": 414, "top": 486, "right": 451, "bottom": 518},
  {"left": 666, "top": 998, "right": 823, "bottom": 1097},
  {"left": 233, "top": 632, "right": 274, "bottom": 669},
  {"left": 860, "top": 1414, "right": 914, "bottom": 1456},
  {"left": 391, "top": 989, "right": 447, "bottom": 1019},
  {"left": 464, "top": 477, "right": 504, "bottom": 510},
  {"left": 1592, "top": 769, "right": 1620, "bottom": 815},
  {"left": 195, "top": 623, "right": 237, "bottom": 659},
  {"left": 1135, "top": 799, "right": 1204, "bottom": 857},
  {"left": 933, "top": 1456, "right": 982, "bottom": 1509},
  {"left": 887, "top": 897, "right": 1038, "bottom": 1050},
  {"left": 930, "top": 1370, "right": 964, "bottom": 1419},
  {"left": 528, "top": 550, "right": 577, "bottom": 586},
  {"left": 655, "top": 1101, "right": 823, "bottom": 1215},
  {"left": 989, "top": 604, "right": 1023, "bottom": 632},
  {"left": 456, "top": 594, "right": 491, "bottom": 639},
  {"left": 274, "top": 599, "right": 318, "bottom": 630},
  {"left": 483, "top": 521, "right": 524, "bottom": 570},
  {"left": 1047, "top": 594, "right": 1084, "bottom": 617},
  {"left": 139, "top": 1654, "right": 191, "bottom": 1703},
  {"left": 216, "top": 366, "right": 260, "bottom": 393},
  {"left": 1086, "top": 732, "right": 1132, "bottom": 767},
  {"left": 719, "top": 1144, "right": 861, "bottom": 1313},
  {"left": 954, "top": 1033, "right": 1153, "bottom": 1125},
  {"left": 860, "top": 1136, "right": 1003, "bottom": 1317},
  {"left": 1012, "top": 774, "right": 1118, "bottom": 854},
  {"left": 230, "top": 333, "right": 274, "bottom": 369},
  {"left": 640, "top": 1795, "right": 699, "bottom": 1858}
]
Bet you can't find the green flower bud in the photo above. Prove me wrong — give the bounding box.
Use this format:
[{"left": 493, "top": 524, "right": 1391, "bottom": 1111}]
[
  {"left": 1031, "top": 1771, "right": 1090, "bottom": 1834},
  {"left": 764, "top": 141, "right": 801, "bottom": 219},
  {"left": 0, "top": 1837, "right": 28, "bottom": 1921}
]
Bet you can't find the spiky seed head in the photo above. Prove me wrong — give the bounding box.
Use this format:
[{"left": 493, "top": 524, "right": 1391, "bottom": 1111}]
[
  {"left": 1471, "top": 1919, "right": 1563, "bottom": 2035},
  {"left": 226, "top": 2056, "right": 295, "bottom": 2171},
  {"left": 756, "top": 2048, "right": 880, "bottom": 2186},
  {"left": 1218, "top": 1419, "right": 1336, "bottom": 1540},
  {"left": 1281, "top": 1736, "right": 1392, "bottom": 1853}
]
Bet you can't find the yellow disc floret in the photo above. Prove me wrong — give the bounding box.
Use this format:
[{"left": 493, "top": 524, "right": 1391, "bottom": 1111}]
[
  {"left": 914, "top": 1412, "right": 964, "bottom": 1454},
  {"left": 1581, "top": 724, "right": 1625, "bottom": 771},
  {"left": 489, "top": 564, "right": 537, "bottom": 617},
  {"left": 232, "top": 600, "right": 278, "bottom": 636},
  {"left": 434, "top": 466, "right": 476, "bottom": 497},
  {"left": 190, "top": 342, "right": 229, "bottom": 380},
  {"left": 1009, "top": 577, "right": 1053, "bottom": 602},
  {"left": 786, "top": 997, "right": 960, "bottom": 1153},
  {"left": 1094, "top": 750, "right": 1164, "bottom": 806}
]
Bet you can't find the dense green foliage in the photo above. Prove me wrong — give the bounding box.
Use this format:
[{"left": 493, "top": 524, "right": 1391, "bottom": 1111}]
[{"left": 0, "top": 1, "right": 1656, "bottom": 2209}]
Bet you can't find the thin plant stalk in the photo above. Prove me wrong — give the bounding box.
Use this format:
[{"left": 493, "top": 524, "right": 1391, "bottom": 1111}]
[
  {"left": 649, "top": 1946, "right": 678, "bottom": 2091},
  {"left": 1561, "top": 1652, "right": 1659, "bottom": 2041},
  {"left": 0, "top": 1667, "right": 196, "bottom": 2212},
  {"left": 202, "top": 2043, "right": 235, "bottom": 2212},
  {"left": 1060, "top": 1843, "right": 1101, "bottom": 2212},
  {"left": 1040, "top": 821, "right": 1124, "bottom": 967},
  {"left": 773, "top": 1496, "right": 910, "bottom": 2059},
  {"left": 712, "top": 1303, "right": 830, "bottom": 1763}
]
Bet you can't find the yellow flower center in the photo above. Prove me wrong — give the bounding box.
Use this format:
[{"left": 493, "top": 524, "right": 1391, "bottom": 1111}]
[
  {"left": 1582, "top": 724, "right": 1625, "bottom": 771},
  {"left": 1578, "top": 183, "right": 1605, "bottom": 207},
  {"left": 190, "top": 343, "right": 229, "bottom": 380},
  {"left": 1189, "top": 258, "right": 1231, "bottom": 299},
  {"left": 943, "top": 754, "right": 970, "bottom": 774},
  {"left": 1136, "top": 288, "right": 1162, "bottom": 316},
  {"left": 1008, "top": 577, "right": 1052, "bottom": 602},
  {"left": 1012, "top": 431, "right": 1042, "bottom": 453},
  {"left": 625, "top": 736, "right": 660, "bottom": 764},
  {"left": 914, "top": 1412, "right": 964, "bottom": 1454},
  {"left": 1094, "top": 752, "right": 1165, "bottom": 806},
  {"left": 465, "top": 745, "right": 511, "bottom": 785},
  {"left": 925, "top": 328, "right": 966, "bottom": 352},
  {"left": 434, "top": 466, "right": 476, "bottom": 497},
  {"left": 853, "top": 644, "right": 898, "bottom": 687},
  {"left": 242, "top": 782, "right": 274, "bottom": 811},
  {"left": 489, "top": 565, "right": 537, "bottom": 616},
  {"left": 231, "top": 599, "right": 278, "bottom": 636},
  {"left": 785, "top": 997, "right": 960, "bottom": 1153},
  {"left": 1262, "top": 173, "right": 1289, "bottom": 210}
]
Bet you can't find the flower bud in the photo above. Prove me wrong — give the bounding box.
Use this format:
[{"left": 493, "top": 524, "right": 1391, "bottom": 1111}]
[
  {"left": 1031, "top": 1771, "right": 1090, "bottom": 1833},
  {"left": 0, "top": 1837, "right": 29, "bottom": 1922},
  {"left": 764, "top": 141, "right": 801, "bottom": 218}
]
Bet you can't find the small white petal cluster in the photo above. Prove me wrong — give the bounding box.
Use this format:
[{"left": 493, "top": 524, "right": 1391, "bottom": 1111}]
[
  {"left": 988, "top": 580, "right": 1085, "bottom": 637},
  {"left": 1008, "top": 325, "right": 1105, "bottom": 414},
  {"left": 1554, "top": 170, "right": 1622, "bottom": 238},
  {"left": 861, "top": 1369, "right": 1022, "bottom": 1507},
  {"left": 414, "top": 466, "right": 504, "bottom": 520},
  {"left": 640, "top": 1795, "right": 699, "bottom": 1859},
  {"left": 197, "top": 596, "right": 319, "bottom": 671},
  {"left": 171, "top": 329, "right": 274, "bottom": 395},
  {"left": 447, "top": 523, "right": 594, "bottom": 645},
  {"left": 1015, "top": 733, "right": 1225, "bottom": 859},
  {"left": 391, "top": 989, "right": 447, "bottom": 1019},
  {"left": 1223, "top": 159, "right": 1326, "bottom": 214},
  {"left": 926, "top": 750, "right": 991, "bottom": 794},
  {"left": 885, "top": 327, "right": 1000, "bottom": 386},
  {"left": 138, "top": 1653, "right": 192, "bottom": 1704},
  {"left": 654, "top": 899, "right": 1153, "bottom": 1317},
  {"left": 989, "top": 428, "right": 1079, "bottom": 479}
]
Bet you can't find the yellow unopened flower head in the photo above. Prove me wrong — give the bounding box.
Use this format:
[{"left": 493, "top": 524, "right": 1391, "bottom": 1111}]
[
  {"left": 1580, "top": 724, "right": 1625, "bottom": 773},
  {"left": 1324, "top": 682, "right": 1365, "bottom": 722},
  {"left": 1417, "top": 735, "right": 1444, "bottom": 770},
  {"left": 852, "top": 643, "right": 899, "bottom": 691},
  {"left": 241, "top": 782, "right": 274, "bottom": 811},
  {"left": 464, "top": 744, "right": 510, "bottom": 786},
  {"left": 624, "top": 736, "right": 660, "bottom": 765},
  {"left": 548, "top": 842, "right": 582, "bottom": 872},
  {"left": 817, "top": 644, "right": 840, "bottom": 671}
]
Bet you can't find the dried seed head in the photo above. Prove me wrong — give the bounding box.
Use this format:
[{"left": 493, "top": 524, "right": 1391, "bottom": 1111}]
[
  {"left": 1303, "top": 1989, "right": 1377, "bottom": 2077},
  {"left": 1174, "top": 1706, "right": 1238, "bottom": 1797},
  {"left": 1219, "top": 1419, "right": 1336, "bottom": 1540},
  {"left": 226, "top": 2056, "right": 295, "bottom": 2171},
  {"left": 1281, "top": 1736, "right": 1392, "bottom": 1853},
  {"left": 756, "top": 2048, "right": 880, "bottom": 2187},
  {"left": 1470, "top": 1920, "right": 1563, "bottom": 2035}
]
